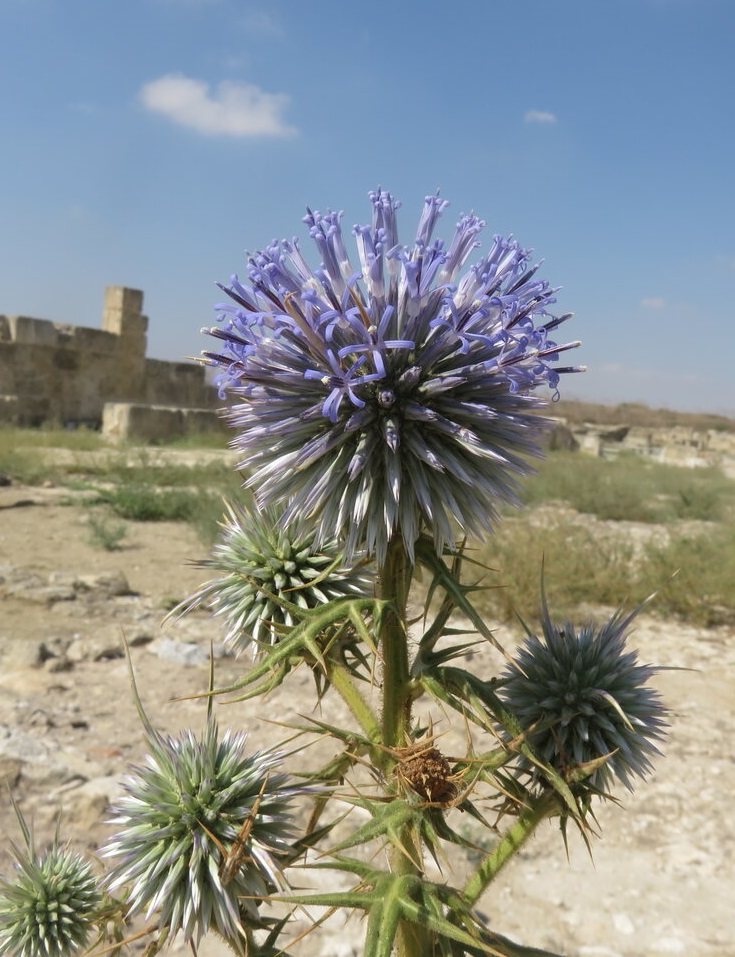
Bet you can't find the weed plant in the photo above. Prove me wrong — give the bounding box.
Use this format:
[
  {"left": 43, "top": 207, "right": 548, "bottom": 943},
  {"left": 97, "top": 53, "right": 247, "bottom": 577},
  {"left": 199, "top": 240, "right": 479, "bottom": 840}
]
[
  {"left": 162, "top": 431, "right": 230, "bottom": 450},
  {"left": 471, "top": 521, "right": 640, "bottom": 623},
  {"left": 85, "top": 509, "right": 129, "bottom": 551},
  {"left": 639, "top": 526, "right": 735, "bottom": 625},
  {"left": 91, "top": 485, "right": 236, "bottom": 545}
]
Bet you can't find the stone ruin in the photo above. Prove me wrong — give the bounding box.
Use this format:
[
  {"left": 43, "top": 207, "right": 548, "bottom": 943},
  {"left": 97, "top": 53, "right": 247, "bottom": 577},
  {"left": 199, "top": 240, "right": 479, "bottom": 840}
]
[
  {"left": 0, "top": 286, "right": 224, "bottom": 442},
  {"left": 549, "top": 419, "right": 735, "bottom": 478}
]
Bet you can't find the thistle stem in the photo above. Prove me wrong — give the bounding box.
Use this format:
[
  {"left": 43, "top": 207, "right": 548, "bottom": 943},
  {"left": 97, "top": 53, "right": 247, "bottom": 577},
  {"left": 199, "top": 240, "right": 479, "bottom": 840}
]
[
  {"left": 463, "top": 794, "right": 556, "bottom": 907},
  {"left": 326, "top": 660, "right": 381, "bottom": 741},
  {"left": 377, "top": 536, "right": 413, "bottom": 749},
  {"left": 375, "top": 537, "right": 428, "bottom": 957},
  {"left": 392, "top": 831, "right": 430, "bottom": 957}
]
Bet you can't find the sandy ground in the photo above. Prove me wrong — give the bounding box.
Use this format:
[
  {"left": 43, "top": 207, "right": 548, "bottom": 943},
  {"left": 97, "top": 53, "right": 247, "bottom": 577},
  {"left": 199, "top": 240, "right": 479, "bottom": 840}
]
[{"left": 0, "top": 479, "right": 733, "bottom": 957}]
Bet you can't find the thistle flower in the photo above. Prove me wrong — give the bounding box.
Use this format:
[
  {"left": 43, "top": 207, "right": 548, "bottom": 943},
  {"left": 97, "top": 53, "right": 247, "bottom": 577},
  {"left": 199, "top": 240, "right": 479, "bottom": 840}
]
[
  {"left": 0, "top": 837, "right": 101, "bottom": 957},
  {"left": 173, "top": 498, "right": 372, "bottom": 654},
  {"left": 103, "top": 717, "right": 299, "bottom": 948},
  {"left": 497, "top": 602, "right": 668, "bottom": 793},
  {"left": 203, "top": 189, "right": 582, "bottom": 563}
]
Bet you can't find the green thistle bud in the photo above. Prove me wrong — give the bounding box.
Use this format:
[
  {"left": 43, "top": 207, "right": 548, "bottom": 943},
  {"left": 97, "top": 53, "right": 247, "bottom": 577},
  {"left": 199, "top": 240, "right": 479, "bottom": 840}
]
[
  {"left": 498, "top": 601, "right": 668, "bottom": 793},
  {"left": 102, "top": 716, "right": 299, "bottom": 948},
  {"left": 0, "top": 837, "right": 101, "bottom": 957},
  {"left": 174, "top": 498, "right": 372, "bottom": 654}
]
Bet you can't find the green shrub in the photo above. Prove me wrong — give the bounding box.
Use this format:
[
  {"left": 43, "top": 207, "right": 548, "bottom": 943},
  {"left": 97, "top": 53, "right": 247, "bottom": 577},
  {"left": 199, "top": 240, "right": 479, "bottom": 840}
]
[
  {"left": 521, "top": 452, "right": 735, "bottom": 523},
  {"left": 91, "top": 485, "right": 238, "bottom": 545},
  {"left": 94, "top": 486, "right": 206, "bottom": 523},
  {"left": 86, "top": 510, "right": 129, "bottom": 551}
]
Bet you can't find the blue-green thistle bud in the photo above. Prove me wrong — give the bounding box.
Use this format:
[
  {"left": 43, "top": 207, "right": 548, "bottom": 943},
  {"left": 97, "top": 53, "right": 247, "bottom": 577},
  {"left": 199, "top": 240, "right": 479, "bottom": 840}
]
[
  {"left": 498, "top": 601, "right": 668, "bottom": 793},
  {"left": 102, "top": 718, "right": 299, "bottom": 948},
  {"left": 173, "top": 499, "right": 372, "bottom": 654},
  {"left": 0, "top": 840, "right": 101, "bottom": 957}
]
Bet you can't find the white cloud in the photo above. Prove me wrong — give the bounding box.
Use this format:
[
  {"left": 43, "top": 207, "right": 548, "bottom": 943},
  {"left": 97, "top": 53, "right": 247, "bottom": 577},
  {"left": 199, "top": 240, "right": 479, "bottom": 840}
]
[
  {"left": 641, "top": 297, "right": 666, "bottom": 309},
  {"left": 139, "top": 74, "right": 297, "bottom": 138},
  {"left": 524, "top": 109, "right": 557, "bottom": 124}
]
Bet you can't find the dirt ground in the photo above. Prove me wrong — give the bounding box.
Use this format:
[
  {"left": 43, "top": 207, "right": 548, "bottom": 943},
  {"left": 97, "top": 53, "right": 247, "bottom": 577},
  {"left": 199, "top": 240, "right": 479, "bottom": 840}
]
[{"left": 0, "top": 477, "right": 733, "bottom": 957}]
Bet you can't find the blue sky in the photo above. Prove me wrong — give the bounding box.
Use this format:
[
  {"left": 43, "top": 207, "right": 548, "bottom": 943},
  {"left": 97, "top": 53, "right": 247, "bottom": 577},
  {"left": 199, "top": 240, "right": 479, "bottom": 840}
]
[{"left": 1, "top": 0, "right": 733, "bottom": 414}]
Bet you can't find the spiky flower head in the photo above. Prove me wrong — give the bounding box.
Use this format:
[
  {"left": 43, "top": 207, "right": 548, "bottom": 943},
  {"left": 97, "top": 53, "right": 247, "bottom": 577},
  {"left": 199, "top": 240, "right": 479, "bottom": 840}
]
[
  {"left": 497, "top": 602, "right": 668, "bottom": 793},
  {"left": 174, "top": 498, "right": 372, "bottom": 654},
  {"left": 203, "top": 189, "right": 582, "bottom": 564},
  {"left": 0, "top": 838, "right": 101, "bottom": 957},
  {"left": 103, "top": 717, "right": 299, "bottom": 948}
]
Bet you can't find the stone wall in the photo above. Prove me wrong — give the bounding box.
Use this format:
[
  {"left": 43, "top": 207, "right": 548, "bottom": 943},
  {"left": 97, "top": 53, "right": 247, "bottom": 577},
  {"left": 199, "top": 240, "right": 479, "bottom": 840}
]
[{"left": 0, "top": 287, "right": 218, "bottom": 430}]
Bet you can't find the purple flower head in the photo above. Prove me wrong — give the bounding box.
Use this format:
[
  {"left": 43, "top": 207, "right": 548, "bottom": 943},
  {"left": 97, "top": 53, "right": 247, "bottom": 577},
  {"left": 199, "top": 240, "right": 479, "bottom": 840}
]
[{"left": 202, "top": 190, "right": 582, "bottom": 563}]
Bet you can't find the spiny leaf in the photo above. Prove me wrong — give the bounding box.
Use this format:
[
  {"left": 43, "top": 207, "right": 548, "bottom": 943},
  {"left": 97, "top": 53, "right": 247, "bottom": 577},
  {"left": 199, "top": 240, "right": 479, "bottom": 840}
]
[
  {"left": 326, "top": 800, "right": 418, "bottom": 854},
  {"left": 414, "top": 535, "right": 507, "bottom": 659}
]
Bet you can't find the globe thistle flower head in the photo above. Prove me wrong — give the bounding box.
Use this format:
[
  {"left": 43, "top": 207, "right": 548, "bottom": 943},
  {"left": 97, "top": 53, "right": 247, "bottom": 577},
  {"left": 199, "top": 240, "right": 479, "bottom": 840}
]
[
  {"left": 203, "top": 189, "right": 582, "bottom": 564},
  {"left": 497, "top": 602, "right": 668, "bottom": 793},
  {"left": 173, "top": 497, "right": 373, "bottom": 655},
  {"left": 103, "top": 717, "right": 299, "bottom": 948},
  {"left": 0, "top": 832, "right": 101, "bottom": 957}
]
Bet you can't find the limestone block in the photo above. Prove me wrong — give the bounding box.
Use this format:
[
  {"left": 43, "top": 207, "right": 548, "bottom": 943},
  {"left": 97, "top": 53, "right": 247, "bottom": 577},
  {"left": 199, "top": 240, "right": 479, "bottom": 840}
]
[
  {"left": 7, "top": 315, "right": 60, "bottom": 345},
  {"left": 102, "top": 402, "right": 184, "bottom": 442},
  {"left": 102, "top": 285, "right": 148, "bottom": 342},
  {"left": 102, "top": 402, "right": 224, "bottom": 443},
  {"left": 621, "top": 427, "right": 654, "bottom": 450},
  {"left": 104, "top": 285, "right": 143, "bottom": 317},
  {"left": 62, "top": 325, "right": 117, "bottom": 352}
]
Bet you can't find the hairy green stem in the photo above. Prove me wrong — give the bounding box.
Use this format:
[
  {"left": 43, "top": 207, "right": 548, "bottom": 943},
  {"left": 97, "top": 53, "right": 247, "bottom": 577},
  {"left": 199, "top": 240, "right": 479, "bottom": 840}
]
[
  {"left": 326, "top": 660, "right": 381, "bottom": 741},
  {"left": 463, "top": 794, "right": 556, "bottom": 907},
  {"left": 391, "top": 832, "right": 430, "bottom": 957},
  {"left": 375, "top": 537, "right": 428, "bottom": 957},
  {"left": 377, "top": 536, "right": 413, "bottom": 750}
]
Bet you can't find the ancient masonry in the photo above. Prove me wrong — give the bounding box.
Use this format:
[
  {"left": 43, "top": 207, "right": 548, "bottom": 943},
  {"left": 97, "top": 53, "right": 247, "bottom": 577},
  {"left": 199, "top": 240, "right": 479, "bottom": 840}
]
[{"left": 0, "top": 287, "right": 223, "bottom": 441}]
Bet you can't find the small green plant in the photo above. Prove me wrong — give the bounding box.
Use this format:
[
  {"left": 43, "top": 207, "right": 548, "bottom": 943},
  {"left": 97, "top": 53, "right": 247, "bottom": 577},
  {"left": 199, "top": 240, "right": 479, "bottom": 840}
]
[
  {"left": 93, "top": 485, "right": 198, "bottom": 522},
  {"left": 86, "top": 509, "right": 128, "bottom": 551}
]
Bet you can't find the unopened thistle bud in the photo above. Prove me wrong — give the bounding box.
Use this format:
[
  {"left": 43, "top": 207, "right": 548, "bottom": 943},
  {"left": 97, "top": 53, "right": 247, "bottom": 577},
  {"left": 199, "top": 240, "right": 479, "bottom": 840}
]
[
  {"left": 0, "top": 838, "right": 101, "bottom": 957},
  {"left": 498, "top": 601, "right": 668, "bottom": 793},
  {"left": 173, "top": 498, "right": 372, "bottom": 654}
]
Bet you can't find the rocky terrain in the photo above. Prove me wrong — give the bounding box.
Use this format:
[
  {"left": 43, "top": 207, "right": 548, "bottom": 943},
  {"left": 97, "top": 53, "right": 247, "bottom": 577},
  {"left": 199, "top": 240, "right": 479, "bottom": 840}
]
[{"left": 0, "top": 480, "right": 733, "bottom": 956}]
